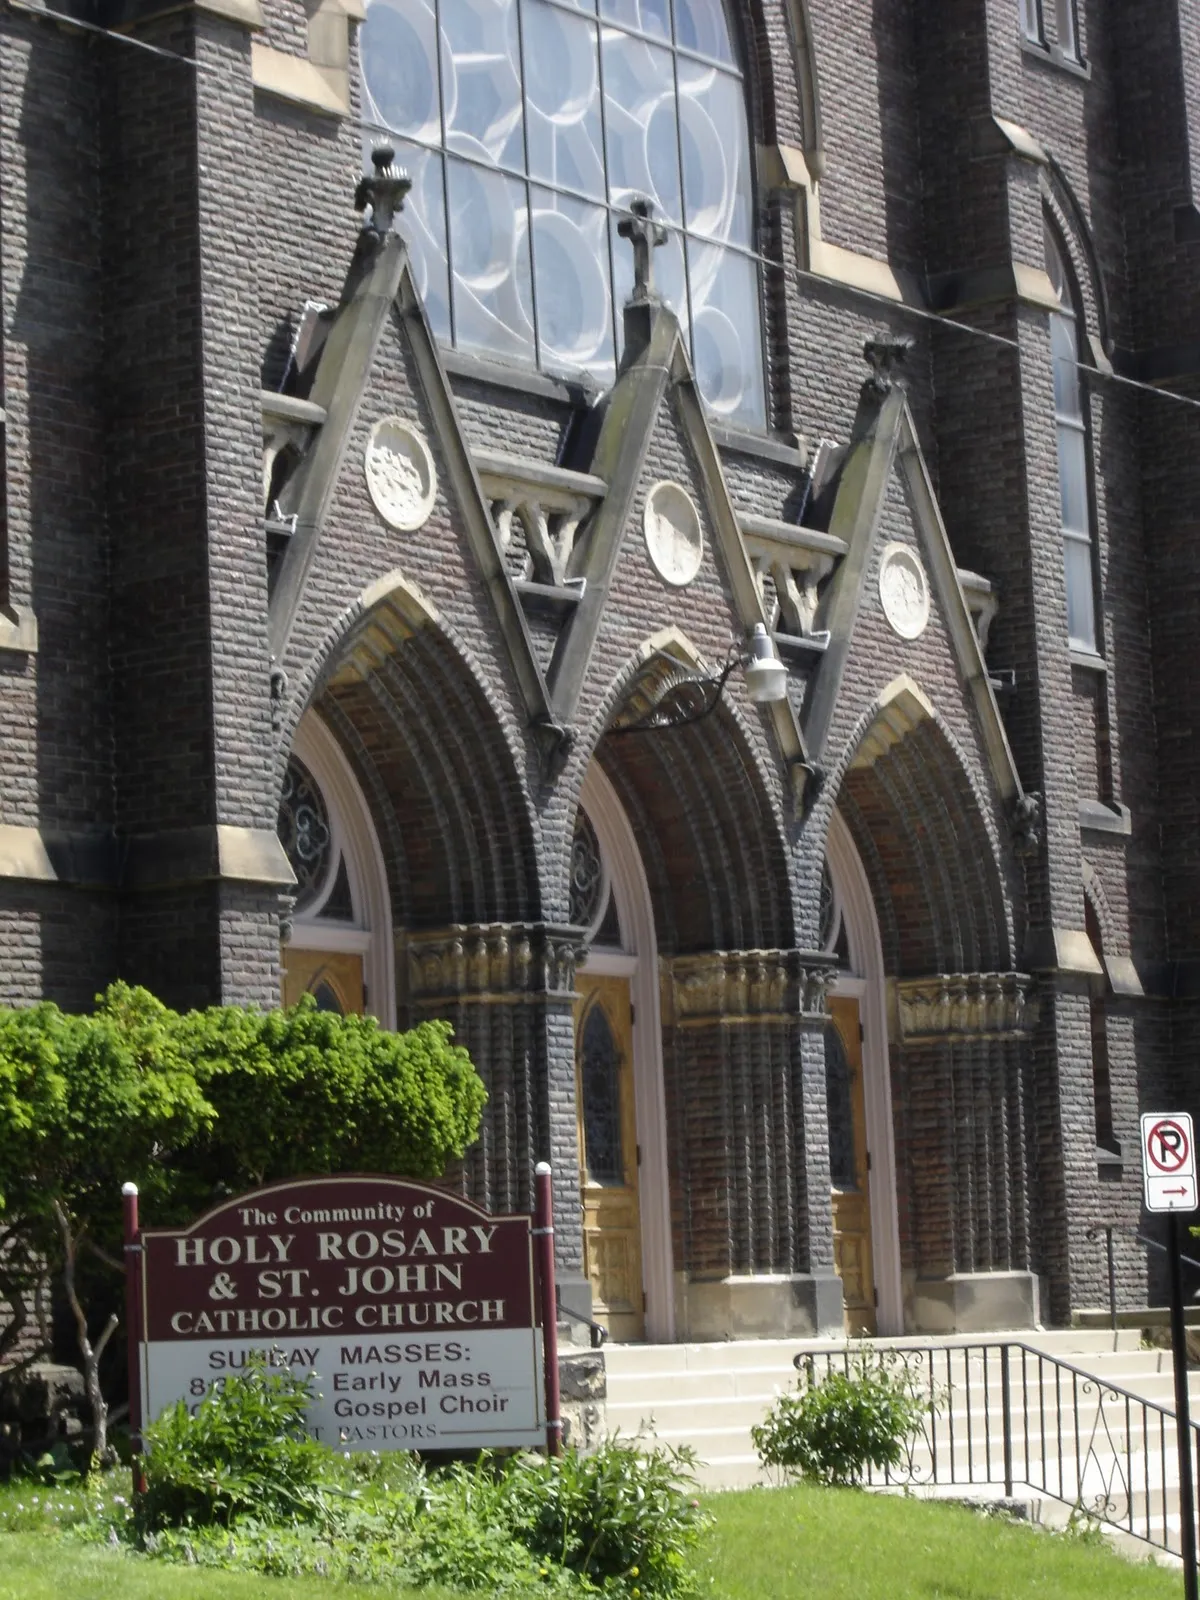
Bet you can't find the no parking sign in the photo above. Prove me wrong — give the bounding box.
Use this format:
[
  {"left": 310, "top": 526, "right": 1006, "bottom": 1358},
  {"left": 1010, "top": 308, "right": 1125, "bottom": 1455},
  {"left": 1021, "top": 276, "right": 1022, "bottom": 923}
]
[{"left": 1141, "top": 1113, "right": 1198, "bottom": 1213}]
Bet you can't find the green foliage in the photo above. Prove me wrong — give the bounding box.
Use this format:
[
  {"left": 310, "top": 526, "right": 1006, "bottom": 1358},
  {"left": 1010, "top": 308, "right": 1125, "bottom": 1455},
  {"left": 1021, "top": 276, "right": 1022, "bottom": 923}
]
[
  {"left": 97, "top": 1374, "right": 706, "bottom": 1597},
  {"left": 750, "top": 1356, "right": 929, "bottom": 1487},
  {"left": 138, "top": 1360, "right": 328, "bottom": 1532},
  {"left": 178, "top": 1002, "right": 486, "bottom": 1190},
  {"left": 501, "top": 1438, "right": 709, "bottom": 1596}
]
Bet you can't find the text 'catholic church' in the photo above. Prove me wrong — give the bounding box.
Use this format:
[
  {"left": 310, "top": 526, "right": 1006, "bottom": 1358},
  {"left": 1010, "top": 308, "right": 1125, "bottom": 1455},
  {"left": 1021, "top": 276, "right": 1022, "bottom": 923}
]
[{"left": 0, "top": 0, "right": 1196, "bottom": 1341}]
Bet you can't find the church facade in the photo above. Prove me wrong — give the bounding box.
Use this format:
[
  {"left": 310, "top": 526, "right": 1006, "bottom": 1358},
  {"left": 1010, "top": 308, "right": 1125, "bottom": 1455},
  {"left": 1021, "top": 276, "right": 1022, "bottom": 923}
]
[{"left": 0, "top": 0, "right": 1192, "bottom": 1340}]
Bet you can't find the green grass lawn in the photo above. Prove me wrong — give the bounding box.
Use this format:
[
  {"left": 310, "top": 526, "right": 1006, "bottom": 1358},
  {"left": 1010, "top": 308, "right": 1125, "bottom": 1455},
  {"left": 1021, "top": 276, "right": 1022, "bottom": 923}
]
[{"left": 0, "top": 1474, "right": 1185, "bottom": 1599}]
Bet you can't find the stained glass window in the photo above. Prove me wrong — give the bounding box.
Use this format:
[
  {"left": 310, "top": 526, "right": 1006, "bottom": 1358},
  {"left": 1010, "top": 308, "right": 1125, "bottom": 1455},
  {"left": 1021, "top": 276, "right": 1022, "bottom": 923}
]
[
  {"left": 360, "top": 0, "right": 766, "bottom": 425},
  {"left": 1045, "top": 223, "right": 1097, "bottom": 653},
  {"left": 581, "top": 1000, "right": 625, "bottom": 1184},
  {"left": 569, "top": 811, "right": 606, "bottom": 929},
  {"left": 278, "top": 758, "right": 333, "bottom": 912},
  {"left": 825, "top": 1023, "right": 857, "bottom": 1191}
]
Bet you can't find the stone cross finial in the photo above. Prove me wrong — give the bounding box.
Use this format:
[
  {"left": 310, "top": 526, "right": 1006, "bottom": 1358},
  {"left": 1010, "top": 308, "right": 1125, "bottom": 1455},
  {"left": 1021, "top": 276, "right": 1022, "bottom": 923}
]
[
  {"left": 618, "top": 196, "right": 668, "bottom": 304},
  {"left": 862, "top": 336, "right": 913, "bottom": 396},
  {"left": 354, "top": 145, "right": 412, "bottom": 237}
]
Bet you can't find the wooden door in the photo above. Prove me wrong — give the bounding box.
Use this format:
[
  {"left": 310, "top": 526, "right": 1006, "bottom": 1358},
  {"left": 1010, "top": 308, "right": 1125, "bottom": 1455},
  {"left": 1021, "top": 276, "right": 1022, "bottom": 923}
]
[
  {"left": 827, "top": 996, "right": 876, "bottom": 1335},
  {"left": 575, "top": 973, "right": 644, "bottom": 1342},
  {"left": 282, "top": 948, "right": 365, "bottom": 1015}
]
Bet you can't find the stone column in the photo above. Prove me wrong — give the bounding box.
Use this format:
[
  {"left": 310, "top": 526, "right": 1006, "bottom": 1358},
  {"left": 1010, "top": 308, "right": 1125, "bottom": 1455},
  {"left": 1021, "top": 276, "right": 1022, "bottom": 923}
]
[
  {"left": 663, "top": 949, "right": 842, "bottom": 1339},
  {"left": 402, "top": 922, "right": 590, "bottom": 1319}
]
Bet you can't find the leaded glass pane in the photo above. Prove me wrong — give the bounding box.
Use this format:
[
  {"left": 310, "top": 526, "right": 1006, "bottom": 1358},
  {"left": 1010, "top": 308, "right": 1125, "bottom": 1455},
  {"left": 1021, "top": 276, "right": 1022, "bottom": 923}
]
[
  {"left": 531, "top": 188, "right": 615, "bottom": 382},
  {"left": 447, "top": 158, "right": 535, "bottom": 363},
  {"left": 677, "top": 60, "right": 751, "bottom": 242},
  {"left": 599, "top": 0, "right": 669, "bottom": 41},
  {"left": 602, "top": 29, "right": 682, "bottom": 224},
  {"left": 581, "top": 1002, "right": 625, "bottom": 1184},
  {"left": 819, "top": 862, "right": 838, "bottom": 955},
  {"left": 569, "top": 811, "right": 606, "bottom": 927},
  {"left": 440, "top": 0, "right": 523, "bottom": 165},
  {"left": 686, "top": 240, "right": 765, "bottom": 426},
  {"left": 674, "top": 0, "right": 735, "bottom": 61},
  {"left": 361, "top": 0, "right": 440, "bottom": 140},
  {"left": 394, "top": 140, "right": 452, "bottom": 341},
  {"left": 1065, "top": 533, "right": 1097, "bottom": 650},
  {"left": 523, "top": 3, "right": 605, "bottom": 199},
  {"left": 825, "top": 1024, "right": 857, "bottom": 1191},
  {"left": 1057, "top": 420, "right": 1088, "bottom": 535},
  {"left": 1051, "top": 312, "right": 1080, "bottom": 419},
  {"left": 311, "top": 980, "right": 345, "bottom": 1015},
  {"left": 278, "top": 759, "right": 333, "bottom": 912}
]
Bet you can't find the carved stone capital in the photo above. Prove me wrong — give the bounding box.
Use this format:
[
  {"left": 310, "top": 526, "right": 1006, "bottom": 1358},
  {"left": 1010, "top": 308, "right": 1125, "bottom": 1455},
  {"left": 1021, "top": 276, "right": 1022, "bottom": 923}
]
[
  {"left": 405, "top": 923, "right": 585, "bottom": 1002},
  {"left": 896, "top": 972, "right": 1036, "bottom": 1041},
  {"left": 668, "top": 950, "right": 834, "bottom": 1024}
]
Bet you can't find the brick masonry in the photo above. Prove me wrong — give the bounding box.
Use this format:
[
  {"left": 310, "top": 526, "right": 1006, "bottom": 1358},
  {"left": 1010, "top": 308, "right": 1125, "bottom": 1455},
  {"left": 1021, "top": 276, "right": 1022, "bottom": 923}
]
[{"left": 0, "top": 0, "right": 1192, "bottom": 1340}]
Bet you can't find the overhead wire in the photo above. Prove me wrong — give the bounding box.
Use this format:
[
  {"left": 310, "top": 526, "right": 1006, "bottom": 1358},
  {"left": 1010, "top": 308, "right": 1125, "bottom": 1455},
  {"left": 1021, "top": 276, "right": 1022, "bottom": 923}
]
[{"left": 7, "top": 0, "right": 1200, "bottom": 418}]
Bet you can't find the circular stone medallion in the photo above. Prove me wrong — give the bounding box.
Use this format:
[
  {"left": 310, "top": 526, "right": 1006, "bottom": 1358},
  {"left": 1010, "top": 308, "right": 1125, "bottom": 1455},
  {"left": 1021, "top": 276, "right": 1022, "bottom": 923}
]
[
  {"left": 643, "top": 480, "right": 704, "bottom": 587},
  {"left": 878, "top": 542, "right": 931, "bottom": 640},
  {"left": 365, "top": 416, "right": 437, "bottom": 532}
]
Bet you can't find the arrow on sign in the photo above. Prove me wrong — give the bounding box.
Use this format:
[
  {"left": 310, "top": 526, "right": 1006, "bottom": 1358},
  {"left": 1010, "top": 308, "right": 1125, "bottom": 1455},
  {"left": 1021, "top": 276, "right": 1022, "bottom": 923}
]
[{"left": 1163, "top": 1186, "right": 1191, "bottom": 1196}]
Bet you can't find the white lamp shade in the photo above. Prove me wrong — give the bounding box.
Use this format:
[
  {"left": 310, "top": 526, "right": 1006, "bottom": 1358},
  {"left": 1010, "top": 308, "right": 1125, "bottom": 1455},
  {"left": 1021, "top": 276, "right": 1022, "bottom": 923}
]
[{"left": 744, "top": 623, "right": 788, "bottom": 704}]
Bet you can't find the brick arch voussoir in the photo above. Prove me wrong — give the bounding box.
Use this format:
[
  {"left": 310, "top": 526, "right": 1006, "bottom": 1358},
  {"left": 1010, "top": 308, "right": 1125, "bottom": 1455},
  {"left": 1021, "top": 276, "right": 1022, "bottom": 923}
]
[
  {"left": 811, "top": 691, "right": 1015, "bottom": 976},
  {"left": 277, "top": 577, "right": 541, "bottom": 925},
  {"left": 556, "top": 638, "right": 796, "bottom": 951}
]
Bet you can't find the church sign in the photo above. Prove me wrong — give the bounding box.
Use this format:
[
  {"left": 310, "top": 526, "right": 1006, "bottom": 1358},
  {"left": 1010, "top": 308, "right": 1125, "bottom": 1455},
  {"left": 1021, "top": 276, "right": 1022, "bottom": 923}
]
[{"left": 130, "top": 1175, "right": 546, "bottom": 1452}]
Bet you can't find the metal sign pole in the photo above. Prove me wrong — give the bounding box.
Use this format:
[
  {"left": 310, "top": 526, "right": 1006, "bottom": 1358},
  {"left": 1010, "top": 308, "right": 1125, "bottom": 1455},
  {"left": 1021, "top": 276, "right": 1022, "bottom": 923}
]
[
  {"left": 1169, "top": 1209, "right": 1199, "bottom": 1600},
  {"left": 532, "top": 1162, "right": 562, "bottom": 1456},
  {"left": 121, "top": 1182, "right": 147, "bottom": 1499}
]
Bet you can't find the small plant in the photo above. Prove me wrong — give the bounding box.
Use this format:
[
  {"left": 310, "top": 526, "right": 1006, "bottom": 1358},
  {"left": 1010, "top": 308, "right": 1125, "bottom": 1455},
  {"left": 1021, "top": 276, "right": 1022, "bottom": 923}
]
[
  {"left": 138, "top": 1358, "right": 326, "bottom": 1530},
  {"left": 751, "top": 1355, "right": 929, "bottom": 1487},
  {"left": 502, "top": 1436, "right": 711, "bottom": 1596}
]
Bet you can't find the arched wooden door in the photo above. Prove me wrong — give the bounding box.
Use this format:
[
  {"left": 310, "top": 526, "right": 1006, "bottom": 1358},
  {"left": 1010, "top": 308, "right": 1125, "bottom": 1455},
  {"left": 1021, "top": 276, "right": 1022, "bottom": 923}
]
[
  {"left": 575, "top": 973, "right": 644, "bottom": 1341},
  {"left": 282, "top": 949, "right": 364, "bottom": 1015},
  {"left": 827, "top": 996, "right": 876, "bottom": 1335}
]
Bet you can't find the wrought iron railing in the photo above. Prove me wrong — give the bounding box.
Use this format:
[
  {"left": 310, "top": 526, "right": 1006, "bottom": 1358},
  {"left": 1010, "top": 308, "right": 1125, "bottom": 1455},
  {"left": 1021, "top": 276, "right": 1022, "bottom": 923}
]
[{"left": 794, "top": 1341, "right": 1199, "bottom": 1560}]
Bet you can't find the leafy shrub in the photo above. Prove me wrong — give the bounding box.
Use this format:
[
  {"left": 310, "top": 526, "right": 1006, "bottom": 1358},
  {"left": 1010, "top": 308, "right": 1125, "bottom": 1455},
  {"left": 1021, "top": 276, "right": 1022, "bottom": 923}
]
[
  {"left": 138, "top": 1359, "right": 327, "bottom": 1530},
  {"left": 751, "top": 1356, "right": 928, "bottom": 1487},
  {"left": 501, "top": 1437, "right": 710, "bottom": 1596}
]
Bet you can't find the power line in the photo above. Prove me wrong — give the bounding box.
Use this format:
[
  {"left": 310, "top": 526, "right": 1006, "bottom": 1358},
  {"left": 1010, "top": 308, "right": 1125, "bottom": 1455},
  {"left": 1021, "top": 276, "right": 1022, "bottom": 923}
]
[{"left": 8, "top": 0, "right": 1200, "bottom": 419}]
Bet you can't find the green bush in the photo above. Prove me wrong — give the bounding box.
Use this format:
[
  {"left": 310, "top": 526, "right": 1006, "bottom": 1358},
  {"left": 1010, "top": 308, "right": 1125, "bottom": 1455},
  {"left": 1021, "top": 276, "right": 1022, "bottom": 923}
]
[
  {"left": 501, "top": 1438, "right": 710, "bottom": 1596},
  {"left": 751, "top": 1356, "right": 929, "bottom": 1487},
  {"left": 138, "top": 1359, "right": 327, "bottom": 1530}
]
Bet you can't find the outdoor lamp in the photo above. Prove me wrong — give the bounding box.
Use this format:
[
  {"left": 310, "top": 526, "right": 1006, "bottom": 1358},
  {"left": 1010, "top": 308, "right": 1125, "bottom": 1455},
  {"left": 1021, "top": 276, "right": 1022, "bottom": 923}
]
[
  {"left": 608, "top": 622, "right": 791, "bottom": 734},
  {"left": 743, "top": 622, "right": 789, "bottom": 705}
]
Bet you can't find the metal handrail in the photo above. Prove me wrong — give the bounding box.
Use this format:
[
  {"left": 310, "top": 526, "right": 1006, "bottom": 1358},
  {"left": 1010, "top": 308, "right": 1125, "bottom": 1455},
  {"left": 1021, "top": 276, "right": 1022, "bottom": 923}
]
[
  {"left": 555, "top": 1290, "right": 608, "bottom": 1348},
  {"left": 791, "top": 1339, "right": 1200, "bottom": 1562}
]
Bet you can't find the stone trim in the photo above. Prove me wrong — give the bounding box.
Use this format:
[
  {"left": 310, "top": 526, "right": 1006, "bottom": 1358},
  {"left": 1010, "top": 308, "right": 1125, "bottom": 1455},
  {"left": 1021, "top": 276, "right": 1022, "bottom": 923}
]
[
  {"left": 1024, "top": 926, "right": 1105, "bottom": 977},
  {"left": 0, "top": 825, "right": 56, "bottom": 883},
  {"left": 124, "top": 825, "right": 296, "bottom": 890},
  {"left": 251, "top": 0, "right": 364, "bottom": 119},
  {"left": 404, "top": 923, "right": 585, "bottom": 1002},
  {"left": 667, "top": 950, "right": 833, "bottom": 1024},
  {"left": 0, "top": 605, "right": 37, "bottom": 655},
  {"left": 896, "top": 972, "right": 1035, "bottom": 1041},
  {"left": 760, "top": 143, "right": 922, "bottom": 306}
]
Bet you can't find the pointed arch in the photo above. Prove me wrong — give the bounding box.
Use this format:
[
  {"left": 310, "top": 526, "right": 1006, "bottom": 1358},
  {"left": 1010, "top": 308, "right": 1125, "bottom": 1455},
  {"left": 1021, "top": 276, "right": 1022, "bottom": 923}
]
[
  {"left": 281, "top": 569, "right": 541, "bottom": 929},
  {"left": 1041, "top": 165, "right": 1113, "bottom": 364}
]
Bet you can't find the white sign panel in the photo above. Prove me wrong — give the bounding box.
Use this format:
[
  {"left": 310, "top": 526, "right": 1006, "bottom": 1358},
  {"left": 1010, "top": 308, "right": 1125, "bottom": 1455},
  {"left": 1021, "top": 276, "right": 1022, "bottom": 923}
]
[
  {"left": 145, "top": 1329, "right": 545, "bottom": 1451},
  {"left": 1141, "top": 1112, "right": 1198, "bottom": 1213}
]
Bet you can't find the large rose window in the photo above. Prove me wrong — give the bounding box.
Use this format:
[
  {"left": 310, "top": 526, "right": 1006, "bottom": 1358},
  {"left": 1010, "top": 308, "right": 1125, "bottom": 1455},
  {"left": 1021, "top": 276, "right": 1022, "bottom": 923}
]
[{"left": 360, "top": 0, "right": 766, "bottom": 426}]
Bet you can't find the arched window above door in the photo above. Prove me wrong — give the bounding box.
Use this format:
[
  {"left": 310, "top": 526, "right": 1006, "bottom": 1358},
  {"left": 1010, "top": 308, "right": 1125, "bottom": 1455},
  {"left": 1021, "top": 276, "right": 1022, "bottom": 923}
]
[{"left": 360, "top": 0, "right": 766, "bottom": 425}]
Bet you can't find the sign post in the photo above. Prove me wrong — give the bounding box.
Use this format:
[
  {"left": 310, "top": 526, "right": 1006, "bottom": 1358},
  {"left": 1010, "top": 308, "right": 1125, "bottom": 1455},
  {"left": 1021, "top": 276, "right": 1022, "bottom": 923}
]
[
  {"left": 532, "top": 1163, "right": 562, "bottom": 1456},
  {"left": 131, "top": 1175, "right": 549, "bottom": 1455},
  {"left": 1142, "top": 1112, "right": 1199, "bottom": 1600},
  {"left": 121, "top": 1182, "right": 146, "bottom": 1499}
]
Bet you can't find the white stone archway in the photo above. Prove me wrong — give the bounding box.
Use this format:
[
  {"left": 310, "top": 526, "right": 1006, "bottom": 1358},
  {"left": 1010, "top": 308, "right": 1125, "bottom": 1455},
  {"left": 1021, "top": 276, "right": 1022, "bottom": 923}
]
[
  {"left": 288, "top": 712, "right": 396, "bottom": 1029},
  {"left": 576, "top": 762, "right": 674, "bottom": 1343},
  {"left": 826, "top": 809, "right": 903, "bottom": 1335}
]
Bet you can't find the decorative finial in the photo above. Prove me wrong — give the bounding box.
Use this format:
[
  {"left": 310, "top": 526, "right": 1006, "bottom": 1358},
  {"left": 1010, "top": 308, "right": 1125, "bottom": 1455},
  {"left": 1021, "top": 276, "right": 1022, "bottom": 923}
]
[
  {"left": 618, "top": 196, "right": 668, "bottom": 305},
  {"left": 354, "top": 145, "right": 412, "bottom": 238},
  {"left": 862, "top": 336, "right": 913, "bottom": 396}
]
